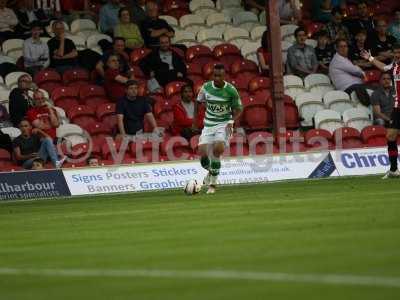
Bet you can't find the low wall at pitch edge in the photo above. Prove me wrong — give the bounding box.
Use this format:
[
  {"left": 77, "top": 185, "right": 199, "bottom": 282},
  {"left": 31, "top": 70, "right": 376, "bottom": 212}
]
[{"left": 0, "top": 147, "right": 392, "bottom": 201}]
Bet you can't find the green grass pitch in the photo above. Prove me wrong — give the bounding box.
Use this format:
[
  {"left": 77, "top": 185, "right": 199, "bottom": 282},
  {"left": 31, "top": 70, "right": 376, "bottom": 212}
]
[{"left": 0, "top": 176, "right": 400, "bottom": 300}]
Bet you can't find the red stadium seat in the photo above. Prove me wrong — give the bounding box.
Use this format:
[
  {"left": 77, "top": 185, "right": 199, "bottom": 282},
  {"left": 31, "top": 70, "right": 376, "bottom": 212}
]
[
  {"left": 247, "top": 131, "right": 277, "bottom": 155},
  {"left": 79, "top": 84, "right": 106, "bottom": 101},
  {"left": 161, "top": 136, "right": 192, "bottom": 160},
  {"left": 266, "top": 95, "right": 299, "bottom": 129},
  {"left": 213, "top": 43, "right": 242, "bottom": 69},
  {"left": 62, "top": 68, "right": 90, "bottom": 86},
  {"left": 203, "top": 61, "right": 222, "bottom": 80},
  {"left": 163, "top": 0, "right": 189, "bottom": 13},
  {"left": 361, "top": 125, "right": 387, "bottom": 147},
  {"left": 228, "top": 77, "right": 248, "bottom": 92},
  {"left": 165, "top": 81, "right": 187, "bottom": 98},
  {"left": 130, "top": 47, "right": 151, "bottom": 65},
  {"left": 130, "top": 138, "right": 161, "bottom": 162},
  {"left": 228, "top": 133, "right": 249, "bottom": 156},
  {"left": 193, "top": 80, "right": 205, "bottom": 94},
  {"left": 242, "top": 96, "right": 271, "bottom": 130},
  {"left": 83, "top": 121, "right": 112, "bottom": 137},
  {"left": 154, "top": 100, "right": 175, "bottom": 129},
  {"left": 333, "top": 127, "right": 363, "bottom": 149},
  {"left": 101, "top": 139, "right": 131, "bottom": 160},
  {"left": 304, "top": 129, "right": 334, "bottom": 150},
  {"left": 186, "top": 45, "right": 214, "bottom": 65},
  {"left": 138, "top": 80, "right": 148, "bottom": 96},
  {"left": 186, "top": 62, "right": 204, "bottom": 83},
  {"left": 96, "top": 103, "right": 117, "bottom": 130},
  {"left": 365, "top": 69, "right": 381, "bottom": 84},
  {"left": 306, "top": 22, "right": 325, "bottom": 38},
  {"left": 34, "top": 69, "right": 62, "bottom": 94},
  {"left": 230, "top": 59, "right": 259, "bottom": 76},
  {"left": 249, "top": 76, "right": 272, "bottom": 93},
  {"left": 0, "top": 149, "right": 11, "bottom": 161},
  {"left": 67, "top": 105, "right": 97, "bottom": 128},
  {"left": 51, "top": 86, "right": 79, "bottom": 111},
  {"left": 275, "top": 130, "right": 306, "bottom": 153},
  {"left": 132, "top": 65, "right": 145, "bottom": 79},
  {"left": 68, "top": 142, "right": 101, "bottom": 159}
]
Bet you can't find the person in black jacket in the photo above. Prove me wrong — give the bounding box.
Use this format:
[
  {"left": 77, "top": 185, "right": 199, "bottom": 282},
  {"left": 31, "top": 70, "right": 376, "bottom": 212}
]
[
  {"left": 139, "top": 35, "right": 187, "bottom": 87},
  {"left": 9, "top": 74, "right": 35, "bottom": 127}
]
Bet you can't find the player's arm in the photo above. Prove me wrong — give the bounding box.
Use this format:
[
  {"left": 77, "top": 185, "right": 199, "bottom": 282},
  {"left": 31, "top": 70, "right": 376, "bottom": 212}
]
[
  {"left": 193, "top": 86, "right": 206, "bottom": 129},
  {"left": 360, "top": 50, "right": 389, "bottom": 72}
]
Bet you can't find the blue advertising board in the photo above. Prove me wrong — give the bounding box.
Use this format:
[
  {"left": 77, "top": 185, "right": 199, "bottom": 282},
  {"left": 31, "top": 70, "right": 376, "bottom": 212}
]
[{"left": 0, "top": 170, "right": 71, "bottom": 201}]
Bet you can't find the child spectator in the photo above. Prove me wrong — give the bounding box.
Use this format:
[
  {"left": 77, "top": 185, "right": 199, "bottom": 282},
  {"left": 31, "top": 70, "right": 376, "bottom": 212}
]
[{"left": 314, "top": 30, "right": 335, "bottom": 73}]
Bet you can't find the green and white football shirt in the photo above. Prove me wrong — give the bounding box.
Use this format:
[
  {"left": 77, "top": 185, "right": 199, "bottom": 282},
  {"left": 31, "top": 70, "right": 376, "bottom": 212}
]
[{"left": 197, "top": 81, "right": 242, "bottom": 127}]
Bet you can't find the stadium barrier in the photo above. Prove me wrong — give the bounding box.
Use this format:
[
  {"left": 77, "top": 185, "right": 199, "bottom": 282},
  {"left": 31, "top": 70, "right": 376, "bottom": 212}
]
[{"left": 0, "top": 147, "right": 394, "bottom": 200}]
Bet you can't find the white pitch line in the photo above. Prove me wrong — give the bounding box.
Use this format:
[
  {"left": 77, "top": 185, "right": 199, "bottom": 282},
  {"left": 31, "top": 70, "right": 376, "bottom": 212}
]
[{"left": 0, "top": 268, "right": 399, "bottom": 288}]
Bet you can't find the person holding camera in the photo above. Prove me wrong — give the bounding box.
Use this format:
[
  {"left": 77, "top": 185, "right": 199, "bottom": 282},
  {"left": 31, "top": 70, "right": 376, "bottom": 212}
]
[{"left": 23, "top": 21, "right": 50, "bottom": 76}]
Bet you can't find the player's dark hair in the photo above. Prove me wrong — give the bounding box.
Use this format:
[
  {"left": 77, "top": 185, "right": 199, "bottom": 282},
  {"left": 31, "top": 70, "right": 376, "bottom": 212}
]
[
  {"left": 315, "top": 30, "right": 328, "bottom": 38},
  {"left": 381, "top": 72, "right": 392, "bottom": 79},
  {"left": 294, "top": 27, "right": 306, "bottom": 38},
  {"left": 393, "top": 44, "right": 400, "bottom": 50},
  {"left": 355, "top": 29, "right": 367, "bottom": 36},
  {"left": 113, "top": 36, "right": 126, "bottom": 43},
  {"left": 214, "top": 64, "right": 225, "bottom": 71}
]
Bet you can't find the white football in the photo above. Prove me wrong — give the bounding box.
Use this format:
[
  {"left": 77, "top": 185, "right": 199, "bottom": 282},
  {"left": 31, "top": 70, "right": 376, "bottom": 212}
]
[{"left": 184, "top": 179, "right": 202, "bottom": 195}]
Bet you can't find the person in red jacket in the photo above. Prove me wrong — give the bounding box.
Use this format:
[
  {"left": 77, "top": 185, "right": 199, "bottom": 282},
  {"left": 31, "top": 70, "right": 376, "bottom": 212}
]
[{"left": 172, "top": 84, "right": 204, "bottom": 140}]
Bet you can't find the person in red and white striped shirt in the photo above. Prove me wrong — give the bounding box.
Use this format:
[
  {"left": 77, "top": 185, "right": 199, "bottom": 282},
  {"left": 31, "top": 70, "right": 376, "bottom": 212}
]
[{"left": 362, "top": 45, "right": 400, "bottom": 178}]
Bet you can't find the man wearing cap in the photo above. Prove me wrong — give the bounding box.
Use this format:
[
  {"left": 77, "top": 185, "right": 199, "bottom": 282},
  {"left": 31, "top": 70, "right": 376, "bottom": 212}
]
[{"left": 23, "top": 21, "right": 49, "bottom": 76}]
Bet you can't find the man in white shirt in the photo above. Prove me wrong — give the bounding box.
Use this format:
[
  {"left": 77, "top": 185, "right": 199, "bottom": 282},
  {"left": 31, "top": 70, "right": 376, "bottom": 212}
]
[
  {"left": 329, "top": 38, "right": 373, "bottom": 105},
  {"left": 0, "top": 0, "right": 18, "bottom": 40},
  {"left": 23, "top": 21, "right": 50, "bottom": 76}
]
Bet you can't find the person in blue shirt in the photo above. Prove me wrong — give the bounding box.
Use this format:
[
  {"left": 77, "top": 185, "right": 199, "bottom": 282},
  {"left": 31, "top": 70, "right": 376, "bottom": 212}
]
[{"left": 99, "top": 0, "right": 122, "bottom": 35}]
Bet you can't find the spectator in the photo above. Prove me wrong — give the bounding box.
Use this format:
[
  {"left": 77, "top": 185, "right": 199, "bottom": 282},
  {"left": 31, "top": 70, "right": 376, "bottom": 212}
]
[
  {"left": 114, "top": 7, "right": 144, "bottom": 49},
  {"left": 99, "top": 0, "right": 122, "bottom": 35},
  {"left": 312, "top": 0, "right": 332, "bottom": 23},
  {"left": 278, "top": 0, "right": 301, "bottom": 24},
  {"left": 345, "top": 1, "right": 375, "bottom": 36},
  {"left": 87, "top": 155, "right": 100, "bottom": 167},
  {"left": 14, "top": 0, "right": 40, "bottom": 37},
  {"left": 367, "top": 19, "right": 397, "bottom": 64},
  {"left": 325, "top": 7, "right": 351, "bottom": 42},
  {"left": 0, "top": 0, "right": 18, "bottom": 40},
  {"left": 96, "top": 37, "right": 131, "bottom": 78},
  {"left": 315, "top": 30, "right": 335, "bottom": 73},
  {"left": 23, "top": 21, "right": 50, "bottom": 76},
  {"left": 350, "top": 29, "right": 373, "bottom": 69},
  {"left": 388, "top": 9, "right": 400, "bottom": 43},
  {"left": 172, "top": 84, "right": 204, "bottom": 141},
  {"left": 286, "top": 27, "right": 318, "bottom": 77},
  {"left": 0, "top": 129, "right": 12, "bottom": 153},
  {"left": 31, "top": 158, "right": 45, "bottom": 170},
  {"left": 9, "top": 74, "right": 35, "bottom": 127},
  {"left": 370, "top": 72, "right": 394, "bottom": 126},
  {"left": 127, "top": 0, "right": 146, "bottom": 25},
  {"left": 104, "top": 54, "right": 136, "bottom": 101},
  {"left": 140, "top": 1, "right": 174, "bottom": 48},
  {"left": 0, "top": 103, "right": 12, "bottom": 128},
  {"left": 257, "top": 30, "right": 271, "bottom": 76},
  {"left": 26, "top": 90, "right": 60, "bottom": 141},
  {"left": 139, "top": 35, "right": 187, "bottom": 87},
  {"left": 116, "top": 80, "right": 159, "bottom": 137},
  {"left": 47, "top": 20, "right": 78, "bottom": 73},
  {"left": 13, "top": 119, "right": 65, "bottom": 169},
  {"left": 329, "top": 39, "right": 372, "bottom": 105},
  {"left": 34, "top": 0, "right": 62, "bottom": 20}
]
